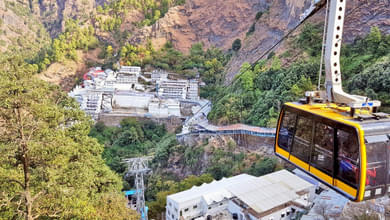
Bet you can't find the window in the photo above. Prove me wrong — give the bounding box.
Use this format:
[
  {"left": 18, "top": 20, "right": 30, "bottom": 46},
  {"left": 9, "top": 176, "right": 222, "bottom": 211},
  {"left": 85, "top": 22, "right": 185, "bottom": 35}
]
[
  {"left": 219, "top": 203, "right": 223, "bottom": 206},
  {"left": 311, "top": 122, "right": 334, "bottom": 175},
  {"left": 184, "top": 208, "right": 189, "bottom": 212},
  {"left": 208, "top": 207, "right": 211, "bottom": 210},
  {"left": 278, "top": 110, "right": 297, "bottom": 151},
  {"left": 281, "top": 213, "right": 285, "bottom": 218},
  {"left": 365, "top": 135, "right": 388, "bottom": 189},
  {"left": 193, "top": 205, "right": 198, "bottom": 209},
  {"left": 337, "top": 128, "right": 359, "bottom": 187},
  {"left": 291, "top": 116, "right": 313, "bottom": 162}
]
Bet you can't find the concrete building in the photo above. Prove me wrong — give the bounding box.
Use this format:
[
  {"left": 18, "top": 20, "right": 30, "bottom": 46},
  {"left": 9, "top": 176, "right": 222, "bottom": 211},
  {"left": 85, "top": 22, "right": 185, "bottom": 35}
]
[
  {"left": 69, "top": 66, "right": 201, "bottom": 120},
  {"left": 151, "top": 69, "right": 168, "bottom": 83},
  {"left": 187, "top": 79, "right": 199, "bottom": 101},
  {"left": 148, "top": 98, "right": 181, "bottom": 118},
  {"left": 158, "top": 80, "right": 189, "bottom": 99},
  {"left": 166, "top": 170, "right": 315, "bottom": 220},
  {"left": 119, "top": 66, "right": 141, "bottom": 75}
]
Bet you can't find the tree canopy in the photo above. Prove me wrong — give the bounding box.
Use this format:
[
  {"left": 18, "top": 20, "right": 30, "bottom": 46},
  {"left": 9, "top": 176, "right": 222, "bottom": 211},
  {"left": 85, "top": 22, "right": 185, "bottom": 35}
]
[{"left": 0, "top": 56, "right": 137, "bottom": 220}]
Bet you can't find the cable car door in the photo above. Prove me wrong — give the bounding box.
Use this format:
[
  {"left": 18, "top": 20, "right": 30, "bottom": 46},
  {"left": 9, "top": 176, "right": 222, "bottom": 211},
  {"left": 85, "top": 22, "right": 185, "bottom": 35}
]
[{"left": 363, "top": 134, "right": 390, "bottom": 199}]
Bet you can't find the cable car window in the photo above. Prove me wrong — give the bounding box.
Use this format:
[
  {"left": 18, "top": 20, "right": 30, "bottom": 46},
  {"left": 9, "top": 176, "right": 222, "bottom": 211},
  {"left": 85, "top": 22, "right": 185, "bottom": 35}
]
[
  {"left": 337, "top": 129, "right": 359, "bottom": 187},
  {"left": 278, "top": 110, "right": 297, "bottom": 152},
  {"left": 291, "top": 116, "right": 313, "bottom": 162},
  {"left": 365, "top": 135, "right": 388, "bottom": 188},
  {"left": 311, "top": 123, "right": 334, "bottom": 175}
]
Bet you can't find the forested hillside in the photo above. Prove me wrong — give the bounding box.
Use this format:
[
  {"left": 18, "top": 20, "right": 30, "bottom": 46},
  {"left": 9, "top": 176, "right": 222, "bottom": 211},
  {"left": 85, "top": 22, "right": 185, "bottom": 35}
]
[{"left": 208, "top": 26, "right": 390, "bottom": 127}]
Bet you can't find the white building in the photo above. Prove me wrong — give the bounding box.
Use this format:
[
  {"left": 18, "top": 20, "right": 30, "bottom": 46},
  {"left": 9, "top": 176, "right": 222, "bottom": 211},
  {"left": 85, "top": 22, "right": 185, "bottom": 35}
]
[
  {"left": 151, "top": 69, "right": 168, "bottom": 83},
  {"left": 69, "top": 66, "right": 200, "bottom": 120},
  {"left": 158, "top": 80, "right": 189, "bottom": 100},
  {"left": 187, "top": 79, "right": 199, "bottom": 101},
  {"left": 166, "top": 170, "right": 315, "bottom": 220},
  {"left": 148, "top": 98, "right": 181, "bottom": 118}
]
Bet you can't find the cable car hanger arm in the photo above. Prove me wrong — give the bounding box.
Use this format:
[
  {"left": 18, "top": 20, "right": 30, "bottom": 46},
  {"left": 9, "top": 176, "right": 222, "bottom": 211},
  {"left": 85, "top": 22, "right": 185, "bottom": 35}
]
[{"left": 305, "top": 0, "right": 381, "bottom": 110}]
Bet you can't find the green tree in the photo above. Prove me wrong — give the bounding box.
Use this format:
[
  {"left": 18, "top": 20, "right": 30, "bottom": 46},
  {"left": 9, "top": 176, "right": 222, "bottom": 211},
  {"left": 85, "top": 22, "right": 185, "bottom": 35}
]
[
  {"left": 232, "top": 39, "right": 242, "bottom": 51},
  {"left": 106, "top": 45, "right": 113, "bottom": 58},
  {"left": 0, "top": 56, "right": 137, "bottom": 219}
]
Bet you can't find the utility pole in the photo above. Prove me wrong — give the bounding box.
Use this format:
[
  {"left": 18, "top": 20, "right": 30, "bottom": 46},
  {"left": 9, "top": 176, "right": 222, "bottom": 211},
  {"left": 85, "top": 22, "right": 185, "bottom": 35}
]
[{"left": 123, "top": 157, "right": 152, "bottom": 220}]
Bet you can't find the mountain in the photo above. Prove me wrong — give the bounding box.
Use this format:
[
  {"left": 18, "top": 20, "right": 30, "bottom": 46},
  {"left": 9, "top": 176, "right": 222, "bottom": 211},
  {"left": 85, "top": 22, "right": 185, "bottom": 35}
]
[
  {"left": 225, "top": 0, "right": 390, "bottom": 82},
  {"left": 129, "top": 0, "right": 270, "bottom": 52}
]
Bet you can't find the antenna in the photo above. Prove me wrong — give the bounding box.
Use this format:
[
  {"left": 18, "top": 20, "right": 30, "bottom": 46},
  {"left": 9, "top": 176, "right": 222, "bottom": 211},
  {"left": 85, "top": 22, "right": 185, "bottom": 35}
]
[{"left": 123, "top": 156, "right": 152, "bottom": 220}]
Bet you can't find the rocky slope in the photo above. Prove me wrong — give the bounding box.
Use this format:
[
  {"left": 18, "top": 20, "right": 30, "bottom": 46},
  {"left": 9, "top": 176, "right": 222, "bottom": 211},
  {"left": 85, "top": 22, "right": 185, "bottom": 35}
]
[
  {"left": 0, "top": 0, "right": 99, "bottom": 54},
  {"left": 31, "top": 0, "right": 97, "bottom": 36},
  {"left": 0, "top": 0, "right": 50, "bottom": 55},
  {"left": 129, "top": 0, "right": 270, "bottom": 52},
  {"left": 225, "top": 0, "right": 390, "bottom": 82}
]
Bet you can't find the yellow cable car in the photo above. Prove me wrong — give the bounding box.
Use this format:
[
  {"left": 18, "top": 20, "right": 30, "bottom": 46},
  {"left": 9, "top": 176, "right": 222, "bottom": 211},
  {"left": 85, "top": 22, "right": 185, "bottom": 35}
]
[
  {"left": 275, "top": 102, "right": 390, "bottom": 201},
  {"left": 274, "top": 0, "right": 390, "bottom": 201}
]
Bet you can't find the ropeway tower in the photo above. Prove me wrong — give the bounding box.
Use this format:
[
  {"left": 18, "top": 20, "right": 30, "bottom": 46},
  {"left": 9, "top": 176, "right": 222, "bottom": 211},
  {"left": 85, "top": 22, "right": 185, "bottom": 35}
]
[{"left": 123, "top": 157, "right": 152, "bottom": 220}]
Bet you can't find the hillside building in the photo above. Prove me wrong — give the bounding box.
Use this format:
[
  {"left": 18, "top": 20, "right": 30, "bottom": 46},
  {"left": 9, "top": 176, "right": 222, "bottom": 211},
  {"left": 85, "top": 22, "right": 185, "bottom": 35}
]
[
  {"left": 69, "top": 66, "right": 202, "bottom": 120},
  {"left": 158, "top": 79, "right": 199, "bottom": 101},
  {"left": 166, "top": 170, "right": 315, "bottom": 220}
]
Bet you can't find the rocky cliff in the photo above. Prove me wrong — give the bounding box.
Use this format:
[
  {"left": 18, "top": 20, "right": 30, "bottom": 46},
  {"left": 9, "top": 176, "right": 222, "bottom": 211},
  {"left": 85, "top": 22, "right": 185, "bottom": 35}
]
[
  {"left": 31, "top": 0, "right": 97, "bottom": 36},
  {"left": 0, "top": 0, "right": 50, "bottom": 55},
  {"left": 129, "top": 0, "right": 270, "bottom": 52},
  {"left": 0, "top": 0, "right": 99, "bottom": 54}
]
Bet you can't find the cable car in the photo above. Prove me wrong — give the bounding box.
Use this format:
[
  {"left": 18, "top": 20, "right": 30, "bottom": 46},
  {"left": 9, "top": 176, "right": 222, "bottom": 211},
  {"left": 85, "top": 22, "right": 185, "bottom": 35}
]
[
  {"left": 275, "top": 102, "right": 390, "bottom": 201},
  {"left": 274, "top": 0, "right": 390, "bottom": 201}
]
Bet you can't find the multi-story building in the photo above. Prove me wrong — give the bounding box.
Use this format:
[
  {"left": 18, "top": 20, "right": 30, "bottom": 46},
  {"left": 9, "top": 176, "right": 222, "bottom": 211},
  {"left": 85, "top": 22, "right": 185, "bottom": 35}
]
[
  {"left": 166, "top": 170, "right": 315, "bottom": 220},
  {"left": 158, "top": 80, "right": 189, "bottom": 100},
  {"left": 187, "top": 79, "right": 199, "bottom": 101}
]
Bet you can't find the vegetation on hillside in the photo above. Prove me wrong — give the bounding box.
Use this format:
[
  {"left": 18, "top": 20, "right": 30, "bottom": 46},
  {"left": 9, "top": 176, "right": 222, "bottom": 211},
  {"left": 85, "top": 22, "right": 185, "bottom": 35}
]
[
  {"left": 89, "top": 118, "right": 167, "bottom": 174},
  {"left": 0, "top": 56, "right": 137, "bottom": 219},
  {"left": 208, "top": 26, "right": 390, "bottom": 127},
  {"left": 94, "top": 0, "right": 185, "bottom": 31},
  {"left": 30, "top": 19, "right": 99, "bottom": 72},
  {"left": 89, "top": 118, "right": 281, "bottom": 219}
]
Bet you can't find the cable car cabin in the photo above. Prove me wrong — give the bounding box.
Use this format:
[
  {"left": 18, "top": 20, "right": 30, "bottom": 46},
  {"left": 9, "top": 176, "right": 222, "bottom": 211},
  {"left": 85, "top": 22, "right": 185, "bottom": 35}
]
[{"left": 275, "top": 102, "right": 390, "bottom": 202}]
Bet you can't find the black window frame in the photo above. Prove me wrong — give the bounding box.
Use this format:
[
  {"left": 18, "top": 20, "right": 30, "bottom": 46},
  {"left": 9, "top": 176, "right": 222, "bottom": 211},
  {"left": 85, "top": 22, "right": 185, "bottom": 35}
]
[
  {"left": 335, "top": 125, "right": 360, "bottom": 188},
  {"left": 278, "top": 105, "right": 361, "bottom": 190},
  {"left": 290, "top": 115, "right": 314, "bottom": 163},
  {"left": 277, "top": 108, "right": 298, "bottom": 152},
  {"left": 310, "top": 120, "right": 335, "bottom": 176}
]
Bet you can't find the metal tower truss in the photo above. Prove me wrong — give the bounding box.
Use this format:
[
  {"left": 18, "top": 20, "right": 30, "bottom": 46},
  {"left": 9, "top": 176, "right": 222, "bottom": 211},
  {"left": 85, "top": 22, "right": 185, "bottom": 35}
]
[{"left": 123, "top": 157, "right": 152, "bottom": 220}]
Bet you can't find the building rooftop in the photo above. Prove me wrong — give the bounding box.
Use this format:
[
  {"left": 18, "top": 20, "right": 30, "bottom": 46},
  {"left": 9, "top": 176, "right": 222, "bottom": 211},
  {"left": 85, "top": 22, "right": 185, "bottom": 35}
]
[
  {"left": 168, "top": 170, "right": 313, "bottom": 215},
  {"left": 168, "top": 174, "right": 257, "bottom": 204},
  {"left": 227, "top": 170, "right": 313, "bottom": 214}
]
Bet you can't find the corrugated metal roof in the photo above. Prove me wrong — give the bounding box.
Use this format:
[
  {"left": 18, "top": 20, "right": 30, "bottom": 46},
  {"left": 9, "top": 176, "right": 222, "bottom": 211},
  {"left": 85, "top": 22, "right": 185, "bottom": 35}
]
[
  {"left": 168, "top": 170, "right": 313, "bottom": 215},
  {"left": 167, "top": 174, "right": 257, "bottom": 203},
  {"left": 227, "top": 170, "right": 313, "bottom": 213}
]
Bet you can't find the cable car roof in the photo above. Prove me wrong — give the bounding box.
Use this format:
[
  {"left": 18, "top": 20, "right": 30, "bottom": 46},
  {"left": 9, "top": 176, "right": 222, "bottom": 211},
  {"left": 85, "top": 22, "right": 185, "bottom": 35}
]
[{"left": 285, "top": 102, "right": 390, "bottom": 136}]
